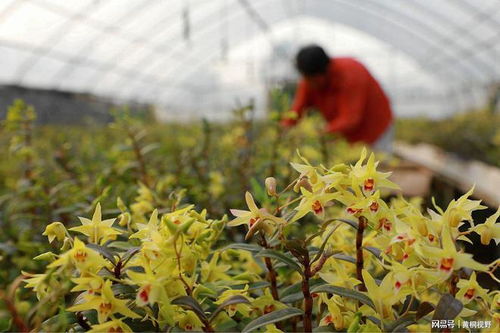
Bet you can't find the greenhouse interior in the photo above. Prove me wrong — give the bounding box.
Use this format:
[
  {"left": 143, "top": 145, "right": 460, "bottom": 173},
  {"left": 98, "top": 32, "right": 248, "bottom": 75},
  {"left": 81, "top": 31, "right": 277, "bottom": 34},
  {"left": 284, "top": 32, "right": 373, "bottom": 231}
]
[{"left": 0, "top": 1, "right": 499, "bottom": 332}]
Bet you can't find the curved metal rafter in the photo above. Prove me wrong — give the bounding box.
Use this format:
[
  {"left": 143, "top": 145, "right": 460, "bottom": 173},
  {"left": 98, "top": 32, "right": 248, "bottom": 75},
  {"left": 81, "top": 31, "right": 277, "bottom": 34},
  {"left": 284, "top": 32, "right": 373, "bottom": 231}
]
[
  {"left": 0, "top": 0, "right": 498, "bottom": 109},
  {"left": 153, "top": 0, "right": 487, "bottom": 103}
]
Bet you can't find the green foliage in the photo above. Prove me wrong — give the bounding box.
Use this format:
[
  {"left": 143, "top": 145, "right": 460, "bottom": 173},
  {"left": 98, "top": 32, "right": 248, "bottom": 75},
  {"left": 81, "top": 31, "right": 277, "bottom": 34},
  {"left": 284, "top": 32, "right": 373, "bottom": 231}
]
[
  {"left": 0, "top": 98, "right": 498, "bottom": 332},
  {"left": 397, "top": 110, "right": 500, "bottom": 167}
]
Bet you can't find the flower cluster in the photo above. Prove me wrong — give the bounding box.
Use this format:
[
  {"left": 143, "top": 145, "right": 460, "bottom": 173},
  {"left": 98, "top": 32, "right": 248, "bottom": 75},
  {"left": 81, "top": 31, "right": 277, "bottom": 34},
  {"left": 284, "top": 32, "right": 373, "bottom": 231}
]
[{"left": 22, "top": 149, "right": 499, "bottom": 332}]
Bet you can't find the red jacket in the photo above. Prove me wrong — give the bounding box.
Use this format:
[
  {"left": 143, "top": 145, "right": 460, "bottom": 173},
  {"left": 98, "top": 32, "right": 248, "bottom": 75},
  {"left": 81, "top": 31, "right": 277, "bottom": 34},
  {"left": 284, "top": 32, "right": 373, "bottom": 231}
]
[{"left": 283, "top": 57, "right": 393, "bottom": 144}]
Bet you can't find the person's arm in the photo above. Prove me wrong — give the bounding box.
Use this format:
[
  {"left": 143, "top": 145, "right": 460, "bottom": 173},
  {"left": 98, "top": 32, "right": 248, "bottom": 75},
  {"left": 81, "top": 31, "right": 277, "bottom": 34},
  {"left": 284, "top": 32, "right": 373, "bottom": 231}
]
[
  {"left": 281, "top": 80, "right": 310, "bottom": 127},
  {"left": 325, "top": 69, "right": 367, "bottom": 134}
]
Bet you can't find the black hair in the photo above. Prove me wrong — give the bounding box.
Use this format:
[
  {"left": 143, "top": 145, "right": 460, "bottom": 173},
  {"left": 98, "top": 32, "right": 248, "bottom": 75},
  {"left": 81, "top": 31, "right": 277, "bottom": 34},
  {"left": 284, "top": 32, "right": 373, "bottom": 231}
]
[{"left": 295, "top": 45, "right": 330, "bottom": 76}]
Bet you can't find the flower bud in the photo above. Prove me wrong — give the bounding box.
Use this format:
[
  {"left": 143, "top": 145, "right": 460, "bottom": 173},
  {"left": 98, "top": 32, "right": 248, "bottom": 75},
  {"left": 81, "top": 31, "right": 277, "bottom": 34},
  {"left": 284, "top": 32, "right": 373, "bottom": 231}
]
[
  {"left": 118, "top": 212, "right": 131, "bottom": 227},
  {"left": 42, "top": 222, "right": 66, "bottom": 243},
  {"left": 33, "top": 251, "right": 57, "bottom": 262},
  {"left": 265, "top": 177, "right": 277, "bottom": 196},
  {"left": 294, "top": 176, "right": 313, "bottom": 193},
  {"left": 60, "top": 237, "right": 72, "bottom": 251},
  {"left": 117, "top": 197, "right": 127, "bottom": 212}
]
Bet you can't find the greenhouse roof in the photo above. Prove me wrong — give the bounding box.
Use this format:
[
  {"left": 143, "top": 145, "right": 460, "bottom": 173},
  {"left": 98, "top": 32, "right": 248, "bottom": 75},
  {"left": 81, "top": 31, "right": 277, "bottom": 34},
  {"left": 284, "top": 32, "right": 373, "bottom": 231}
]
[{"left": 0, "top": 0, "right": 499, "bottom": 119}]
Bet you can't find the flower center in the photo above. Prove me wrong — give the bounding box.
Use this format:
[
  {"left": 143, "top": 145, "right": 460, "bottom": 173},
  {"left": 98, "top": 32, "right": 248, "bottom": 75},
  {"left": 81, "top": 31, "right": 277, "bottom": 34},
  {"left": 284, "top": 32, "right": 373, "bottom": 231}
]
[
  {"left": 347, "top": 207, "right": 362, "bottom": 215},
  {"left": 369, "top": 202, "right": 379, "bottom": 212},
  {"left": 249, "top": 217, "right": 259, "bottom": 227},
  {"left": 380, "top": 218, "right": 391, "bottom": 231},
  {"left": 312, "top": 200, "right": 323, "bottom": 214},
  {"left": 139, "top": 284, "right": 152, "bottom": 303},
  {"left": 439, "top": 258, "right": 454, "bottom": 272},
  {"left": 185, "top": 324, "right": 193, "bottom": 331},
  {"left": 263, "top": 304, "right": 275, "bottom": 314},
  {"left": 74, "top": 249, "right": 88, "bottom": 263},
  {"left": 465, "top": 288, "right": 475, "bottom": 299},
  {"left": 109, "top": 327, "right": 124, "bottom": 333},
  {"left": 99, "top": 302, "right": 112, "bottom": 315},
  {"left": 324, "top": 315, "right": 333, "bottom": 324},
  {"left": 364, "top": 178, "right": 375, "bottom": 192}
]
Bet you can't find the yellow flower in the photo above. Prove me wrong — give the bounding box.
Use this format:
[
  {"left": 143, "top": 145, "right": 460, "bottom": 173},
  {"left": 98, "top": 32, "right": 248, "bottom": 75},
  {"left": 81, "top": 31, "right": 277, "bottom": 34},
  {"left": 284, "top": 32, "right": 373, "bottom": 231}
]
[
  {"left": 23, "top": 272, "right": 51, "bottom": 300},
  {"left": 456, "top": 272, "right": 490, "bottom": 304},
  {"left": 362, "top": 270, "right": 410, "bottom": 320},
  {"left": 252, "top": 289, "right": 287, "bottom": 316},
  {"left": 417, "top": 227, "right": 488, "bottom": 275},
  {"left": 48, "top": 237, "right": 107, "bottom": 272},
  {"left": 349, "top": 148, "right": 399, "bottom": 196},
  {"left": 126, "top": 263, "right": 172, "bottom": 307},
  {"left": 470, "top": 207, "right": 500, "bottom": 245},
  {"left": 214, "top": 286, "right": 253, "bottom": 317},
  {"left": 228, "top": 192, "right": 284, "bottom": 227},
  {"left": 175, "top": 311, "right": 204, "bottom": 331},
  {"left": 292, "top": 188, "right": 339, "bottom": 221},
  {"left": 439, "top": 187, "right": 486, "bottom": 228},
  {"left": 42, "top": 222, "right": 66, "bottom": 243},
  {"left": 71, "top": 274, "right": 105, "bottom": 295},
  {"left": 69, "top": 203, "right": 122, "bottom": 245},
  {"left": 201, "top": 252, "right": 231, "bottom": 282},
  {"left": 88, "top": 318, "right": 132, "bottom": 333},
  {"left": 320, "top": 296, "right": 345, "bottom": 330},
  {"left": 68, "top": 280, "right": 140, "bottom": 323}
]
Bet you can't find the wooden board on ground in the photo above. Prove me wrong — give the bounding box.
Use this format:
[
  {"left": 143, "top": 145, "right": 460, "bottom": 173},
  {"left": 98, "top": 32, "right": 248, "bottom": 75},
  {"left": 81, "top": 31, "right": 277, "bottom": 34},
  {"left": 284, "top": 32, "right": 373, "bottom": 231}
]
[
  {"left": 386, "top": 161, "right": 434, "bottom": 198},
  {"left": 394, "top": 142, "right": 500, "bottom": 207}
]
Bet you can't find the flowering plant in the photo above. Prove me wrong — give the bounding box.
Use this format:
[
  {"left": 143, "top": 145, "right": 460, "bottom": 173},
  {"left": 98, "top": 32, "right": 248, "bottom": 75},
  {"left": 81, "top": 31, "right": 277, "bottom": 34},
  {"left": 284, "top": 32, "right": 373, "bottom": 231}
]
[{"left": 21, "top": 149, "right": 499, "bottom": 332}]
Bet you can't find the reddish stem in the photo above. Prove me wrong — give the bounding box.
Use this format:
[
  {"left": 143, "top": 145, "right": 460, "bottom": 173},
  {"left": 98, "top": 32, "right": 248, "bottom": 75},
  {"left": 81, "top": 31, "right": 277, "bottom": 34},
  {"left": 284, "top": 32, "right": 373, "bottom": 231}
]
[{"left": 356, "top": 216, "right": 367, "bottom": 292}]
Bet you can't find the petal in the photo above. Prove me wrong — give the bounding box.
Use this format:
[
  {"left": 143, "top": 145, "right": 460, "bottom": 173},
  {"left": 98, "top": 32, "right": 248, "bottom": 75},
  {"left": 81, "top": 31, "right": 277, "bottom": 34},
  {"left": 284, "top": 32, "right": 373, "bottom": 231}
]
[
  {"left": 92, "top": 203, "right": 102, "bottom": 223},
  {"left": 230, "top": 209, "right": 250, "bottom": 217},
  {"left": 245, "top": 192, "right": 259, "bottom": 213}
]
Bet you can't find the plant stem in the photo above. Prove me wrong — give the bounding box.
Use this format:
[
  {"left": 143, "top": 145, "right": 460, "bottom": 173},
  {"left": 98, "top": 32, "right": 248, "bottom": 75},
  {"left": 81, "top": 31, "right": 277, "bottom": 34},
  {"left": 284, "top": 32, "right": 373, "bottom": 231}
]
[
  {"left": 127, "top": 128, "right": 150, "bottom": 187},
  {"left": 302, "top": 258, "right": 313, "bottom": 333},
  {"left": 260, "top": 235, "right": 280, "bottom": 301},
  {"left": 76, "top": 312, "right": 91, "bottom": 330},
  {"left": 173, "top": 236, "right": 192, "bottom": 295},
  {"left": 0, "top": 276, "right": 30, "bottom": 333},
  {"left": 449, "top": 272, "right": 459, "bottom": 296},
  {"left": 356, "top": 216, "right": 367, "bottom": 292},
  {"left": 202, "top": 319, "right": 214, "bottom": 333}
]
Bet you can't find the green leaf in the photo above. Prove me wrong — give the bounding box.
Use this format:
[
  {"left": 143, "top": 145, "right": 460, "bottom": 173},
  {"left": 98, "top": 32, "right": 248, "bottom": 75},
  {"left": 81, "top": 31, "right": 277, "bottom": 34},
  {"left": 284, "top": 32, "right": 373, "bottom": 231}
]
[
  {"left": 209, "top": 295, "right": 250, "bottom": 322},
  {"left": 311, "top": 224, "right": 337, "bottom": 262},
  {"left": 336, "top": 218, "right": 358, "bottom": 229},
  {"left": 311, "top": 285, "right": 375, "bottom": 309},
  {"left": 416, "top": 301, "right": 434, "bottom": 320},
  {"left": 86, "top": 243, "right": 116, "bottom": 265},
  {"left": 122, "top": 247, "right": 140, "bottom": 264},
  {"left": 221, "top": 243, "right": 263, "bottom": 253},
  {"left": 108, "top": 241, "right": 140, "bottom": 250},
  {"left": 140, "top": 143, "right": 160, "bottom": 155},
  {"left": 386, "top": 313, "right": 416, "bottom": 332},
  {"left": 282, "top": 210, "right": 297, "bottom": 222},
  {"left": 313, "top": 326, "right": 335, "bottom": 332},
  {"left": 332, "top": 253, "right": 356, "bottom": 264},
  {"left": 281, "top": 279, "right": 325, "bottom": 303},
  {"left": 255, "top": 249, "right": 302, "bottom": 272},
  {"left": 172, "top": 296, "right": 208, "bottom": 322},
  {"left": 242, "top": 308, "right": 304, "bottom": 333},
  {"left": 232, "top": 281, "right": 271, "bottom": 291},
  {"left": 431, "top": 294, "right": 462, "bottom": 332},
  {"left": 364, "top": 246, "right": 382, "bottom": 259}
]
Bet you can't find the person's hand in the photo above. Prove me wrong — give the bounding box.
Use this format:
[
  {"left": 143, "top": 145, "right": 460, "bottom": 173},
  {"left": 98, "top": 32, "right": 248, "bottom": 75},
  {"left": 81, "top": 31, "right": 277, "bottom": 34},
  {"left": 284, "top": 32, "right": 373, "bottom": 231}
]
[{"left": 280, "top": 110, "right": 299, "bottom": 128}]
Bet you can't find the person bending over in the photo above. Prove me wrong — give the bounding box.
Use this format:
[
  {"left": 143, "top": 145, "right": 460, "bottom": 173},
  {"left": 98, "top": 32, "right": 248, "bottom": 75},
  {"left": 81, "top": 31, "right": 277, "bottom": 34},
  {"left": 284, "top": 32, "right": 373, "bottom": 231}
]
[{"left": 282, "top": 45, "right": 394, "bottom": 152}]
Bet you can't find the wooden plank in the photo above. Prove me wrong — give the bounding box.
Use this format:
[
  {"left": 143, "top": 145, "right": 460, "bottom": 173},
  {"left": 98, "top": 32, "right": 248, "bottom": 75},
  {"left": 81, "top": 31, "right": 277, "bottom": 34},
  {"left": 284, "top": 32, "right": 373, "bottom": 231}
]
[{"left": 394, "top": 142, "right": 500, "bottom": 208}]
